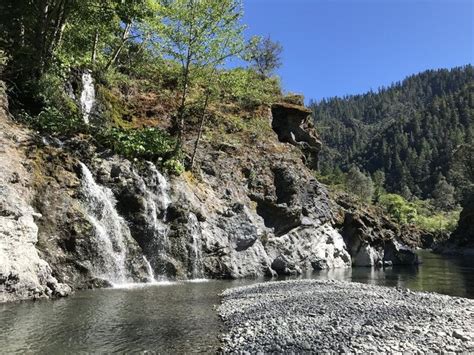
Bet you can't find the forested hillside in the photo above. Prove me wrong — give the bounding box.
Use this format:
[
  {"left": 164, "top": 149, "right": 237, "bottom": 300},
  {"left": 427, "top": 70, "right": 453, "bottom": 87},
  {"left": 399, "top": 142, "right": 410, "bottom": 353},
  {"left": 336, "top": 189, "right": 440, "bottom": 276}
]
[{"left": 311, "top": 66, "right": 474, "bottom": 202}]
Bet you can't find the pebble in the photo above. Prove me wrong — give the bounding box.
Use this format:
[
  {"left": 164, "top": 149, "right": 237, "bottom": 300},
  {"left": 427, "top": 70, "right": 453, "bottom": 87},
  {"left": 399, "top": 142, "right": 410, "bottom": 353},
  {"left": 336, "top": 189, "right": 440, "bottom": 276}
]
[{"left": 218, "top": 280, "right": 474, "bottom": 353}]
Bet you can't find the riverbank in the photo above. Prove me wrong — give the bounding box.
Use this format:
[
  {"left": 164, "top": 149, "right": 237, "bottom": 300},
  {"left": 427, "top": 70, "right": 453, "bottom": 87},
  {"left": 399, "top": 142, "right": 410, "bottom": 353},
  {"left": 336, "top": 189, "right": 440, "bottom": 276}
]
[{"left": 218, "top": 280, "right": 474, "bottom": 353}]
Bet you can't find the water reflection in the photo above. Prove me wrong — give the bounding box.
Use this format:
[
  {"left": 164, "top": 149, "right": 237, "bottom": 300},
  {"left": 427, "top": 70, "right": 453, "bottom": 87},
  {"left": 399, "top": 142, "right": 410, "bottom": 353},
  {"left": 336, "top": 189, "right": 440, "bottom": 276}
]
[
  {"left": 0, "top": 251, "right": 472, "bottom": 353},
  {"left": 289, "top": 250, "right": 473, "bottom": 299}
]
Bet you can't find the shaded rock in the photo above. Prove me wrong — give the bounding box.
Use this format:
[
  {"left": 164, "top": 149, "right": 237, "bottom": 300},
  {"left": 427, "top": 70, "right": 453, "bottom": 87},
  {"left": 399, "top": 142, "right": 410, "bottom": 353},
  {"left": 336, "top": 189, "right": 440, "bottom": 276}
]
[
  {"left": 435, "top": 192, "right": 474, "bottom": 256},
  {"left": 271, "top": 96, "right": 322, "bottom": 169},
  {"left": 335, "top": 193, "right": 419, "bottom": 266}
]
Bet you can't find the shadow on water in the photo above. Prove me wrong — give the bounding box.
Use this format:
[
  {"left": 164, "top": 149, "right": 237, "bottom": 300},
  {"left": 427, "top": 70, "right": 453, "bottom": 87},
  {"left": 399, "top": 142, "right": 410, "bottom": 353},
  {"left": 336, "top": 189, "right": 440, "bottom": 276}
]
[{"left": 0, "top": 250, "right": 472, "bottom": 353}]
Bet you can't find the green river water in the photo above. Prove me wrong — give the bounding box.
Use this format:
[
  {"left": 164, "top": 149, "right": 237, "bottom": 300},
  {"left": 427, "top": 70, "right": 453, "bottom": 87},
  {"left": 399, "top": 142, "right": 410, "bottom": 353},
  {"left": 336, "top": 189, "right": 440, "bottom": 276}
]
[{"left": 0, "top": 250, "right": 472, "bottom": 353}]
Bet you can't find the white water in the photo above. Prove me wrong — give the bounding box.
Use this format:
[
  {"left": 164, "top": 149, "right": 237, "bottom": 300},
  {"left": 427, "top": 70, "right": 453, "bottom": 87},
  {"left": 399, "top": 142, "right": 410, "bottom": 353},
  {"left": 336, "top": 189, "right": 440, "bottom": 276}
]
[
  {"left": 79, "top": 162, "right": 155, "bottom": 285},
  {"left": 143, "top": 256, "right": 156, "bottom": 283},
  {"left": 138, "top": 163, "right": 173, "bottom": 278},
  {"left": 188, "top": 213, "right": 204, "bottom": 279},
  {"left": 80, "top": 71, "right": 95, "bottom": 124},
  {"left": 148, "top": 162, "right": 171, "bottom": 211},
  {"left": 79, "top": 160, "right": 204, "bottom": 284}
]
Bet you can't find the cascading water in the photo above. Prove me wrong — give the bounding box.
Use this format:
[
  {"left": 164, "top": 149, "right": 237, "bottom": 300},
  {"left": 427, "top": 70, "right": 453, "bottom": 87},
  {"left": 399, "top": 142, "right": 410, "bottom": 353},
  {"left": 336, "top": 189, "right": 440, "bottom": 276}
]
[
  {"left": 188, "top": 213, "right": 204, "bottom": 279},
  {"left": 146, "top": 163, "right": 205, "bottom": 280},
  {"left": 78, "top": 162, "right": 155, "bottom": 285},
  {"left": 148, "top": 162, "right": 171, "bottom": 211},
  {"left": 80, "top": 71, "right": 95, "bottom": 124},
  {"left": 143, "top": 256, "right": 156, "bottom": 283},
  {"left": 134, "top": 162, "right": 172, "bottom": 279}
]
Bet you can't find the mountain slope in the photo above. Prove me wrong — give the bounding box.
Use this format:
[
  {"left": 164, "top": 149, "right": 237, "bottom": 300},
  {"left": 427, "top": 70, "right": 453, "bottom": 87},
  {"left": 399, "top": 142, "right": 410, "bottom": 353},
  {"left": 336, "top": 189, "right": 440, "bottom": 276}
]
[{"left": 311, "top": 65, "right": 474, "bottom": 199}]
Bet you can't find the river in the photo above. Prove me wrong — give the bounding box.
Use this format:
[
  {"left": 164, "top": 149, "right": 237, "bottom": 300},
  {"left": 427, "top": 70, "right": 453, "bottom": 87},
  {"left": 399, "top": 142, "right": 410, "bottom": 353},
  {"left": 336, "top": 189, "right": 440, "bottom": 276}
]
[{"left": 0, "top": 250, "right": 472, "bottom": 353}]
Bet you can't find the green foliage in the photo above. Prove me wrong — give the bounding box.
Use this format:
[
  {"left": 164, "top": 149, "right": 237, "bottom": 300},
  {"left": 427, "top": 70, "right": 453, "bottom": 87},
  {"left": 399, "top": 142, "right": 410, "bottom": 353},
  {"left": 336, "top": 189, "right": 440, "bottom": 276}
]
[
  {"left": 163, "top": 158, "right": 185, "bottom": 175},
  {"left": 15, "top": 71, "right": 84, "bottom": 135},
  {"left": 379, "top": 194, "right": 417, "bottom": 224},
  {"left": 218, "top": 68, "right": 281, "bottom": 108},
  {"left": 312, "top": 65, "right": 474, "bottom": 202},
  {"left": 1, "top": 0, "right": 280, "bottom": 175},
  {"left": 345, "top": 166, "right": 374, "bottom": 202},
  {"left": 246, "top": 35, "right": 283, "bottom": 78},
  {"left": 98, "top": 127, "right": 176, "bottom": 160},
  {"left": 378, "top": 193, "right": 459, "bottom": 232},
  {"left": 432, "top": 175, "right": 456, "bottom": 211},
  {"left": 18, "top": 106, "right": 83, "bottom": 135},
  {"left": 317, "top": 166, "right": 458, "bottom": 232},
  {"left": 415, "top": 212, "right": 460, "bottom": 233},
  {"left": 155, "top": 0, "right": 246, "bottom": 150},
  {"left": 35, "top": 107, "right": 83, "bottom": 134},
  {"left": 157, "top": 0, "right": 245, "bottom": 71},
  {"left": 451, "top": 144, "right": 474, "bottom": 199}
]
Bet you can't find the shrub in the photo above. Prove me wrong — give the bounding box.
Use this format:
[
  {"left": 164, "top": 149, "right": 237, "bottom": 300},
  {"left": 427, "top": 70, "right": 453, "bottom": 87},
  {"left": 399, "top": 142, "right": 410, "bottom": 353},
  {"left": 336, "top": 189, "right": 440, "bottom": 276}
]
[
  {"left": 218, "top": 68, "right": 281, "bottom": 108},
  {"left": 18, "top": 106, "right": 83, "bottom": 135},
  {"left": 163, "top": 159, "right": 185, "bottom": 176},
  {"left": 98, "top": 126, "right": 176, "bottom": 161},
  {"left": 379, "top": 193, "right": 417, "bottom": 224}
]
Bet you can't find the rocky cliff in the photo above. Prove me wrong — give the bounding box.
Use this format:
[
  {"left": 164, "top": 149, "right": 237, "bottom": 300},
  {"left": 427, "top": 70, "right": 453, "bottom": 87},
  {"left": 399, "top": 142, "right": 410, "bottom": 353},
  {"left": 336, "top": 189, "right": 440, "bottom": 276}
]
[
  {"left": 0, "top": 83, "right": 419, "bottom": 303},
  {"left": 435, "top": 193, "right": 474, "bottom": 255}
]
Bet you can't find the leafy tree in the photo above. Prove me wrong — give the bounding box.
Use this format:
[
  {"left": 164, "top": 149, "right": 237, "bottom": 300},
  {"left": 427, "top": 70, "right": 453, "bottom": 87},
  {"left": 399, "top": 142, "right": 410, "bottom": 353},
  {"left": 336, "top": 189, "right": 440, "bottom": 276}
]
[
  {"left": 451, "top": 144, "right": 474, "bottom": 197},
  {"left": 247, "top": 35, "right": 283, "bottom": 78},
  {"left": 401, "top": 185, "right": 413, "bottom": 201},
  {"left": 155, "top": 0, "right": 245, "bottom": 155},
  {"left": 346, "top": 166, "right": 374, "bottom": 202},
  {"left": 379, "top": 194, "right": 417, "bottom": 224},
  {"left": 372, "top": 169, "right": 386, "bottom": 202},
  {"left": 432, "top": 175, "right": 456, "bottom": 211}
]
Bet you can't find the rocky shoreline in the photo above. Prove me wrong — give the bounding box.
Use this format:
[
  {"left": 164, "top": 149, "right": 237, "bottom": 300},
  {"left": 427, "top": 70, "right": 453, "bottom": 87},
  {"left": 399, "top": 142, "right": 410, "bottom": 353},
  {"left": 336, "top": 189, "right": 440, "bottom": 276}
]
[{"left": 218, "top": 280, "right": 474, "bottom": 353}]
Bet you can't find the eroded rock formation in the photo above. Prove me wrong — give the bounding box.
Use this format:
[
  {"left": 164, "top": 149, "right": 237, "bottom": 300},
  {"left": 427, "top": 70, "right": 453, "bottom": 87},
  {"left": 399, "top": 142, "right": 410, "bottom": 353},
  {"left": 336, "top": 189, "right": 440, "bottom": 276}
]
[{"left": 271, "top": 95, "right": 322, "bottom": 169}]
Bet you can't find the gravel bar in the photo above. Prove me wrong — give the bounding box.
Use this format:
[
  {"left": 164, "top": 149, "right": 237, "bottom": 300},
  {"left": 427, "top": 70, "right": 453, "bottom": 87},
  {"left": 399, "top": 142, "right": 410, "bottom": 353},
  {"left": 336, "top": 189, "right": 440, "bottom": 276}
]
[{"left": 218, "top": 280, "right": 474, "bottom": 353}]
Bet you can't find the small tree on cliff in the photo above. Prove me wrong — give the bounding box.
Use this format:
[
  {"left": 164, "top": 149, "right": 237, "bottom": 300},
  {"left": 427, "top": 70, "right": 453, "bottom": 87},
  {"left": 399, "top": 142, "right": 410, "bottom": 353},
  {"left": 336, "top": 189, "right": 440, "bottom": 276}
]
[
  {"left": 156, "top": 0, "right": 245, "bottom": 156},
  {"left": 247, "top": 35, "right": 283, "bottom": 78},
  {"left": 346, "top": 166, "right": 374, "bottom": 202}
]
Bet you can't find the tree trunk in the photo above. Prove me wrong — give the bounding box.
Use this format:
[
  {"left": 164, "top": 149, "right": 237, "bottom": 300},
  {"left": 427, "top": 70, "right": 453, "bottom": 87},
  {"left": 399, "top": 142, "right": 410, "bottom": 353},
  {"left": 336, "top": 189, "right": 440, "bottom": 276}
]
[
  {"left": 104, "top": 22, "right": 132, "bottom": 71},
  {"left": 190, "top": 90, "right": 211, "bottom": 170},
  {"left": 173, "top": 52, "right": 192, "bottom": 155},
  {"left": 41, "top": 0, "right": 70, "bottom": 72},
  {"left": 37, "top": 0, "right": 50, "bottom": 73},
  {"left": 91, "top": 29, "right": 99, "bottom": 65}
]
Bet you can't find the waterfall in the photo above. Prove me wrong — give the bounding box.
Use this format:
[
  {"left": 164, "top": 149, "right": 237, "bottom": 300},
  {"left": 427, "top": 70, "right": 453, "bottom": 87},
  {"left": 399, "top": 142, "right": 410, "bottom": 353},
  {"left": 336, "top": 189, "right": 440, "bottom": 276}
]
[
  {"left": 148, "top": 162, "right": 171, "bottom": 212},
  {"left": 80, "top": 71, "right": 95, "bottom": 124},
  {"left": 135, "top": 162, "right": 172, "bottom": 278},
  {"left": 143, "top": 256, "right": 156, "bottom": 283},
  {"left": 188, "top": 213, "right": 204, "bottom": 279},
  {"left": 142, "top": 165, "right": 205, "bottom": 280},
  {"left": 78, "top": 162, "right": 158, "bottom": 285}
]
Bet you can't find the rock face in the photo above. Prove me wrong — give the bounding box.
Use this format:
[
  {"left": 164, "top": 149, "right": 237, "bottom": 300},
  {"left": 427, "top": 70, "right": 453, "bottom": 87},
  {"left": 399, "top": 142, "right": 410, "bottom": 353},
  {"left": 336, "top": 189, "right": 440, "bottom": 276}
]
[
  {"left": 0, "top": 86, "right": 419, "bottom": 302},
  {"left": 334, "top": 193, "right": 419, "bottom": 267},
  {"left": 219, "top": 280, "right": 474, "bottom": 353},
  {"left": 271, "top": 95, "right": 322, "bottom": 169},
  {"left": 436, "top": 193, "right": 474, "bottom": 255},
  {"left": 0, "top": 86, "right": 71, "bottom": 302}
]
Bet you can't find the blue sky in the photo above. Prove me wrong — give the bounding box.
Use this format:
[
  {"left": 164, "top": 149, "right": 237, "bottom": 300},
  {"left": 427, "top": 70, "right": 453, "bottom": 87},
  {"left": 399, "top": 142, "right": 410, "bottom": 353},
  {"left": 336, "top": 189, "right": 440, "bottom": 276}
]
[{"left": 241, "top": 0, "right": 473, "bottom": 102}]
